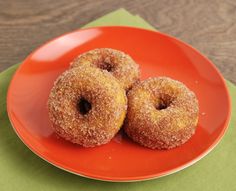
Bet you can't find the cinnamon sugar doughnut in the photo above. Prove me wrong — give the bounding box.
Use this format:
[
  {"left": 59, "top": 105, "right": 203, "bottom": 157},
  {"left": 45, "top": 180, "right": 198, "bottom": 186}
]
[
  {"left": 124, "top": 77, "right": 199, "bottom": 149},
  {"left": 70, "top": 48, "right": 140, "bottom": 90},
  {"left": 47, "top": 66, "right": 127, "bottom": 147}
]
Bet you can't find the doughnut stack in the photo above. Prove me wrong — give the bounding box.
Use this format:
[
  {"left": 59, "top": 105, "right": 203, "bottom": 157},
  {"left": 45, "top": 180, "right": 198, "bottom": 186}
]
[{"left": 48, "top": 48, "right": 199, "bottom": 149}]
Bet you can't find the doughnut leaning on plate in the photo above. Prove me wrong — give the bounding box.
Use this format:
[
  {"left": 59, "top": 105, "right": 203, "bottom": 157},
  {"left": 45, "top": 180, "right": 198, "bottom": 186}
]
[{"left": 48, "top": 65, "right": 127, "bottom": 147}]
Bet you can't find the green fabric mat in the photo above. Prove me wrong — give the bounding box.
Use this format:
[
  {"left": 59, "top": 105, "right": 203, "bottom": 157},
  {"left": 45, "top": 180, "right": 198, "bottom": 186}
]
[{"left": 0, "top": 8, "right": 235, "bottom": 191}]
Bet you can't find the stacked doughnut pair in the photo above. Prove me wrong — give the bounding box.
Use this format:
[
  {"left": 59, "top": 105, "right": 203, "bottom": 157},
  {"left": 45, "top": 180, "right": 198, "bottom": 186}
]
[{"left": 48, "top": 48, "right": 199, "bottom": 149}]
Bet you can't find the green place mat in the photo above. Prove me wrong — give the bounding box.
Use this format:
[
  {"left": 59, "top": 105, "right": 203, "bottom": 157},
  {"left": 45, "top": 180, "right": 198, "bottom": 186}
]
[{"left": 0, "top": 8, "right": 235, "bottom": 191}]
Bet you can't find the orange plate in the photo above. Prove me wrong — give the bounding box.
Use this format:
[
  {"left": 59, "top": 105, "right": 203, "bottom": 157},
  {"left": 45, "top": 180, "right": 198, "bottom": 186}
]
[{"left": 7, "top": 26, "right": 231, "bottom": 182}]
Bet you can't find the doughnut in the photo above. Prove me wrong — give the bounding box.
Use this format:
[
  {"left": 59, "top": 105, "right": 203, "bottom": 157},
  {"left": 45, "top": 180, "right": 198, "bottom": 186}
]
[
  {"left": 47, "top": 65, "right": 127, "bottom": 147},
  {"left": 124, "top": 77, "right": 199, "bottom": 149},
  {"left": 70, "top": 48, "right": 140, "bottom": 90}
]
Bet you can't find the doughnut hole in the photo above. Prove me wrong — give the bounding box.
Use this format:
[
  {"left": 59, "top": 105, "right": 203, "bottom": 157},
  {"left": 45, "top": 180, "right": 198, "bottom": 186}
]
[
  {"left": 155, "top": 94, "right": 173, "bottom": 110},
  {"left": 156, "top": 99, "right": 168, "bottom": 110},
  {"left": 98, "top": 61, "right": 114, "bottom": 72},
  {"left": 77, "top": 97, "right": 92, "bottom": 115}
]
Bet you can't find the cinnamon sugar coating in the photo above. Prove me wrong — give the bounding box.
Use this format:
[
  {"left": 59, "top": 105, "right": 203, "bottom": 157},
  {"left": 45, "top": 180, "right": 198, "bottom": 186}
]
[{"left": 124, "top": 77, "right": 199, "bottom": 149}]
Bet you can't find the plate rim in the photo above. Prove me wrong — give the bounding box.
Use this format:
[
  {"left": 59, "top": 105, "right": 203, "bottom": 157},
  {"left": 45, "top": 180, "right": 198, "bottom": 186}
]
[{"left": 6, "top": 26, "right": 232, "bottom": 182}]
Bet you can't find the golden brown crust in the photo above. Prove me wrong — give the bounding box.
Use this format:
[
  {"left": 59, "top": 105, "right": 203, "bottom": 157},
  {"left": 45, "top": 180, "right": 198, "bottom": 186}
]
[
  {"left": 124, "top": 77, "right": 199, "bottom": 149},
  {"left": 47, "top": 66, "right": 127, "bottom": 147},
  {"left": 70, "top": 48, "right": 140, "bottom": 90}
]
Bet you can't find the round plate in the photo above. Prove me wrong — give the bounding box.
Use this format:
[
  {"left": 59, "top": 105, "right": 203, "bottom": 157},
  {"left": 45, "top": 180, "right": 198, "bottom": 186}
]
[{"left": 7, "top": 26, "right": 231, "bottom": 182}]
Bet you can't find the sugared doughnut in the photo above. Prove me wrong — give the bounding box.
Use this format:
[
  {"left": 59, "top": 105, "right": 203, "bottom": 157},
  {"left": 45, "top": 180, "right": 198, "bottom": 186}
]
[
  {"left": 124, "top": 77, "right": 199, "bottom": 149},
  {"left": 70, "top": 48, "right": 140, "bottom": 90},
  {"left": 47, "top": 66, "right": 127, "bottom": 147}
]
